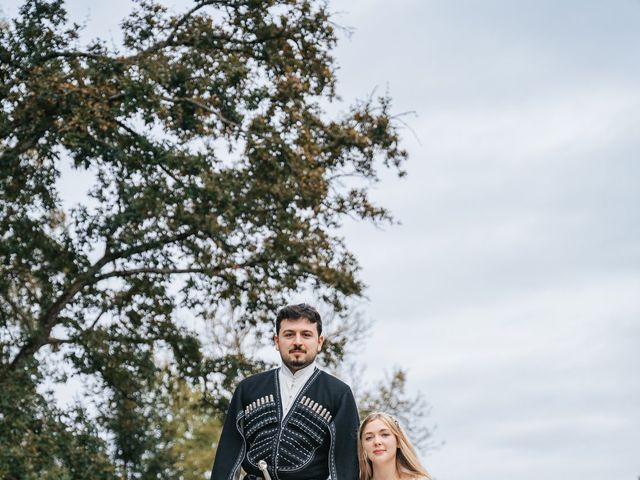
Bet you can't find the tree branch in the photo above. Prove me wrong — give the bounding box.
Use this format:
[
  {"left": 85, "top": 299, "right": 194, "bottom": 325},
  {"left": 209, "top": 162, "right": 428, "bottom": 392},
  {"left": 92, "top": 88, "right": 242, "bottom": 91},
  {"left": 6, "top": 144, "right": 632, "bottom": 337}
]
[
  {"left": 129, "top": 1, "right": 286, "bottom": 60},
  {"left": 0, "top": 230, "right": 197, "bottom": 382},
  {"left": 37, "top": 51, "right": 111, "bottom": 63},
  {"left": 0, "top": 133, "right": 41, "bottom": 166},
  {"left": 161, "top": 95, "right": 240, "bottom": 128},
  {"left": 134, "top": 0, "right": 236, "bottom": 58},
  {"left": 113, "top": 119, "right": 186, "bottom": 187},
  {"left": 1, "top": 258, "right": 111, "bottom": 381},
  {"left": 94, "top": 266, "right": 215, "bottom": 282},
  {"left": 45, "top": 336, "right": 73, "bottom": 346},
  {"left": 0, "top": 293, "right": 32, "bottom": 331},
  {"left": 104, "top": 230, "right": 196, "bottom": 264}
]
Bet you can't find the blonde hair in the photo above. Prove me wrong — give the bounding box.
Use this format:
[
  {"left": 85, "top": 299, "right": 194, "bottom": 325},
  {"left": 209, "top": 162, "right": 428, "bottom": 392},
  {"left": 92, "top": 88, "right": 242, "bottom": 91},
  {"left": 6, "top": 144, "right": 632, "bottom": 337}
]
[{"left": 358, "top": 412, "right": 431, "bottom": 480}]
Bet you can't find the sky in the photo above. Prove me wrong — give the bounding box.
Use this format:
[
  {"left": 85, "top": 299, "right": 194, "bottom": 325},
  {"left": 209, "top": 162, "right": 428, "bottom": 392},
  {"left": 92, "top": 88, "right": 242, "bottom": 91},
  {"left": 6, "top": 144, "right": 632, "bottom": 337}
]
[
  {"left": 329, "top": 1, "right": 640, "bottom": 479},
  {"left": 2, "top": 0, "right": 639, "bottom": 479}
]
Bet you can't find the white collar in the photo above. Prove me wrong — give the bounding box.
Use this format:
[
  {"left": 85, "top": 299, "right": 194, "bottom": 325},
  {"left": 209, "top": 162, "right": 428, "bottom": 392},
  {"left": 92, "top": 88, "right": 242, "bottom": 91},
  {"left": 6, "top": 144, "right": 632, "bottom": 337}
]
[{"left": 279, "top": 360, "right": 317, "bottom": 381}]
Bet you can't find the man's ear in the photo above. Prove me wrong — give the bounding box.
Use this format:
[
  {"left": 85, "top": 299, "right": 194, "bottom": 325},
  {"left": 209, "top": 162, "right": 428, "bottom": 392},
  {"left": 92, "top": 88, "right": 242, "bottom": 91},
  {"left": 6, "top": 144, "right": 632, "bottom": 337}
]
[
  {"left": 317, "top": 335, "right": 325, "bottom": 352},
  {"left": 274, "top": 335, "right": 279, "bottom": 351}
]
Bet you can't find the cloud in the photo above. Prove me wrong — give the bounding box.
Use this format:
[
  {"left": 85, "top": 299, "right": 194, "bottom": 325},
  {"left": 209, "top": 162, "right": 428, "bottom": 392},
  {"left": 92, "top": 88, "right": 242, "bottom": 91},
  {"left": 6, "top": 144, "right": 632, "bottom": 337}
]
[{"left": 356, "top": 274, "right": 640, "bottom": 479}]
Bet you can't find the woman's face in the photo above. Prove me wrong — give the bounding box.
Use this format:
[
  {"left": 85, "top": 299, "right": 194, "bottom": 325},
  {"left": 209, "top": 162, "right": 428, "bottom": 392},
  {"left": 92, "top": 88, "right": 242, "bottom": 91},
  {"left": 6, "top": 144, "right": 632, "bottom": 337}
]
[{"left": 361, "top": 418, "right": 398, "bottom": 465}]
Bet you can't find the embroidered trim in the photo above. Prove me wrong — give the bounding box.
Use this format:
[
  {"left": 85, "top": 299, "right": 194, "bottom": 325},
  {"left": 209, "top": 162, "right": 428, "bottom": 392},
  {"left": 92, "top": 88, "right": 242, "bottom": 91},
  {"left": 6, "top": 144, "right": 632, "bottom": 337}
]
[
  {"left": 274, "top": 368, "right": 322, "bottom": 476},
  {"left": 278, "top": 393, "right": 332, "bottom": 472},
  {"left": 229, "top": 411, "right": 246, "bottom": 480},
  {"left": 329, "top": 421, "right": 337, "bottom": 480},
  {"left": 245, "top": 395, "right": 278, "bottom": 469}
]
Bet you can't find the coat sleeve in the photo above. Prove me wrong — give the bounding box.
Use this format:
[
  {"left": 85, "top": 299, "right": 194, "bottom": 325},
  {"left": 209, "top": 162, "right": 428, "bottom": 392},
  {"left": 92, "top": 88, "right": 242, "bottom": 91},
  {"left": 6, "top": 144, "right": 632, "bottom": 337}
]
[
  {"left": 210, "top": 385, "right": 245, "bottom": 480},
  {"left": 330, "top": 386, "right": 360, "bottom": 480}
]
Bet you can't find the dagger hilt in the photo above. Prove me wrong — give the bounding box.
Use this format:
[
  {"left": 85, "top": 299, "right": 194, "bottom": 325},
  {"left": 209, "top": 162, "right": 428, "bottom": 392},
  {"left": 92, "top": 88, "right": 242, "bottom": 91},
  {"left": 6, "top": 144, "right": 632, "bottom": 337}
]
[{"left": 258, "top": 460, "right": 272, "bottom": 480}]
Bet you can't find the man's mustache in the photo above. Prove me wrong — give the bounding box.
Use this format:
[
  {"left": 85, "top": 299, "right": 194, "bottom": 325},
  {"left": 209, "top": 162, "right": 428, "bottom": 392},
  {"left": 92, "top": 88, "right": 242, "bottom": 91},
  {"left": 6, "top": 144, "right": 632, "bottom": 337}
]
[{"left": 289, "top": 348, "right": 306, "bottom": 353}]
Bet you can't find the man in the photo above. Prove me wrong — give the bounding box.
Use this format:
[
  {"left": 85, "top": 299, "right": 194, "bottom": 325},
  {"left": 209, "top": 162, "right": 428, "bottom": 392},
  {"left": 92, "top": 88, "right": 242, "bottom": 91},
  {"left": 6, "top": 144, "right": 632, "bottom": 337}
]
[{"left": 210, "top": 303, "right": 359, "bottom": 480}]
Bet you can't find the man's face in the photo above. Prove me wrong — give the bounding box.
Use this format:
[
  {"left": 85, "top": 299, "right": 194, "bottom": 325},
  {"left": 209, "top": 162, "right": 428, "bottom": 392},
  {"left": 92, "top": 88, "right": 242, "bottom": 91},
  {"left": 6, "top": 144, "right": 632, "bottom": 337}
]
[{"left": 274, "top": 317, "right": 324, "bottom": 373}]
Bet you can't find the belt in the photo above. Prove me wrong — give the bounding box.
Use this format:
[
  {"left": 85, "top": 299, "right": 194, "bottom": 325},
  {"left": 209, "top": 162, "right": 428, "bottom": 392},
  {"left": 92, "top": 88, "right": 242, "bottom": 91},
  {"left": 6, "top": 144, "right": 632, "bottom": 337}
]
[{"left": 244, "top": 475, "right": 327, "bottom": 480}]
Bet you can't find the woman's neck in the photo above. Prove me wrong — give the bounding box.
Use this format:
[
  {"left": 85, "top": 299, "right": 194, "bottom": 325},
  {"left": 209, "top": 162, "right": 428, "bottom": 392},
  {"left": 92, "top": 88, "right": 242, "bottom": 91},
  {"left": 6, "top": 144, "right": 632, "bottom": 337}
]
[{"left": 372, "top": 462, "right": 402, "bottom": 480}]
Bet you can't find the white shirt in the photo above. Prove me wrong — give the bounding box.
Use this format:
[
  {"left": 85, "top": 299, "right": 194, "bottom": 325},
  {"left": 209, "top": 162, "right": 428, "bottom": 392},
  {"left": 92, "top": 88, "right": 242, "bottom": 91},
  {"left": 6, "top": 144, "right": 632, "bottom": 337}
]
[{"left": 278, "top": 361, "right": 317, "bottom": 418}]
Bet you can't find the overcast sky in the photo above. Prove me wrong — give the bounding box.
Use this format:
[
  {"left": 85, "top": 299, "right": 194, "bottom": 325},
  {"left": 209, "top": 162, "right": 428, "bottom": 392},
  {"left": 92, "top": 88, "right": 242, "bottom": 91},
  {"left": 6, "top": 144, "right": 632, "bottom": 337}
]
[
  {"left": 330, "top": 1, "right": 640, "bottom": 479},
  {"left": 2, "top": 1, "right": 639, "bottom": 479}
]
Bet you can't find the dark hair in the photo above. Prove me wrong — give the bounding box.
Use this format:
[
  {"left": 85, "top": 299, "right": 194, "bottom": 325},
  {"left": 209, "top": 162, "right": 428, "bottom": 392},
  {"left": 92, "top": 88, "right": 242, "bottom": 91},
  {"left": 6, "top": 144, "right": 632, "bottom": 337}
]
[{"left": 275, "top": 303, "right": 322, "bottom": 335}]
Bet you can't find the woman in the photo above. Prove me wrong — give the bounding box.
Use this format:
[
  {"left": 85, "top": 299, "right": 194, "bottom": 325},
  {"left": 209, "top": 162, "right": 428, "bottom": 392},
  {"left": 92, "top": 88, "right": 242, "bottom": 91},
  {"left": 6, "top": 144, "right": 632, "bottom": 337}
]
[{"left": 358, "top": 412, "right": 432, "bottom": 480}]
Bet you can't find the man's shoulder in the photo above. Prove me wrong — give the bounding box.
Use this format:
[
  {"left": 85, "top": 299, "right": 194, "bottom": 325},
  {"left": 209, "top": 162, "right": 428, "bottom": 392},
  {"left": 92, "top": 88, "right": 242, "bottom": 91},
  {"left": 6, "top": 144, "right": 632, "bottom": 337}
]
[
  {"left": 237, "top": 368, "right": 277, "bottom": 388},
  {"left": 315, "top": 369, "right": 354, "bottom": 393}
]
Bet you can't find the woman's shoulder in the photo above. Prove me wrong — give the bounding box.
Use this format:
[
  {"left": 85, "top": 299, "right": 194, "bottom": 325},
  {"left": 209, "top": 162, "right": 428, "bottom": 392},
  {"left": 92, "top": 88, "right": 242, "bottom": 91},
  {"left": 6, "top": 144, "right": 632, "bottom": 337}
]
[{"left": 399, "top": 467, "right": 432, "bottom": 480}]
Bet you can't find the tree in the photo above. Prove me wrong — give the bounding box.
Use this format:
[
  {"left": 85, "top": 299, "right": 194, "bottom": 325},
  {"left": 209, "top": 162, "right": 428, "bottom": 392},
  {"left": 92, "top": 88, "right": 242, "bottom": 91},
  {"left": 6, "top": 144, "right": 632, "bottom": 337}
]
[
  {"left": 149, "top": 369, "right": 224, "bottom": 480},
  {"left": 0, "top": 365, "right": 115, "bottom": 480},
  {"left": 358, "top": 368, "right": 436, "bottom": 453},
  {"left": 1, "top": 0, "right": 409, "bottom": 477},
  {"left": 318, "top": 310, "right": 436, "bottom": 453},
  {"left": 153, "top": 307, "right": 436, "bottom": 479}
]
